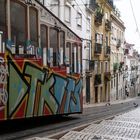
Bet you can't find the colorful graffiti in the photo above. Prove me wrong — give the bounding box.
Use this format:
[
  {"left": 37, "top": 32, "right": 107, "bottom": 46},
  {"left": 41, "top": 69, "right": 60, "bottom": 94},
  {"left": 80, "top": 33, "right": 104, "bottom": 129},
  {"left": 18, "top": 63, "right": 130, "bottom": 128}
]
[
  {"left": 0, "top": 53, "right": 83, "bottom": 120},
  {"left": 0, "top": 56, "right": 8, "bottom": 111}
]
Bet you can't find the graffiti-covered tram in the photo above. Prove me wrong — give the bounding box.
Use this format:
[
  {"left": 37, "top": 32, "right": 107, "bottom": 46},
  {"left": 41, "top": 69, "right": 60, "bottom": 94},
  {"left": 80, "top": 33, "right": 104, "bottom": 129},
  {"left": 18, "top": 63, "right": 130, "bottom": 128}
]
[{"left": 0, "top": 0, "right": 83, "bottom": 121}]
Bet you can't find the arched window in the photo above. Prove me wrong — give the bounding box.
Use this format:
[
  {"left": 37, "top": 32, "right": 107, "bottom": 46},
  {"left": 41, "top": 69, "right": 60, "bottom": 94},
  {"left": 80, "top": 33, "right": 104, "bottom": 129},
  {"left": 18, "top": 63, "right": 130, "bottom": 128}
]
[
  {"left": 0, "top": 0, "right": 6, "bottom": 43},
  {"left": 29, "top": 7, "right": 38, "bottom": 47},
  {"left": 41, "top": 24, "right": 48, "bottom": 66},
  {"left": 10, "top": 0, "right": 26, "bottom": 53},
  {"left": 49, "top": 28, "right": 58, "bottom": 66}
]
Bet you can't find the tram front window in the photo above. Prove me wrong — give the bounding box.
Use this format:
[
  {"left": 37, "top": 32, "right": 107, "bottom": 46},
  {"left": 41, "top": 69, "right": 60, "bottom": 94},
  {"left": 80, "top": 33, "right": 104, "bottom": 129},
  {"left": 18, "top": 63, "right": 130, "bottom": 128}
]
[{"left": 10, "top": 1, "right": 26, "bottom": 54}]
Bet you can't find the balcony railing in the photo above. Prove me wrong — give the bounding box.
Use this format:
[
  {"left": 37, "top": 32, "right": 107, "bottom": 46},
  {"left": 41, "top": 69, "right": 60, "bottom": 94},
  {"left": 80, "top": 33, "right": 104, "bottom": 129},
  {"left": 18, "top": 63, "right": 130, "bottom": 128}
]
[
  {"left": 94, "top": 74, "right": 102, "bottom": 85},
  {"left": 113, "top": 63, "right": 119, "bottom": 73},
  {"left": 94, "top": 43, "right": 102, "bottom": 54},
  {"left": 105, "top": 46, "right": 110, "bottom": 55},
  {"left": 105, "top": 19, "right": 111, "bottom": 31},
  {"left": 95, "top": 9, "right": 104, "bottom": 26},
  {"left": 104, "top": 72, "right": 111, "bottom": 82},
  {"left": 119, "top": 61, "right": 124, "bottom": 72}
]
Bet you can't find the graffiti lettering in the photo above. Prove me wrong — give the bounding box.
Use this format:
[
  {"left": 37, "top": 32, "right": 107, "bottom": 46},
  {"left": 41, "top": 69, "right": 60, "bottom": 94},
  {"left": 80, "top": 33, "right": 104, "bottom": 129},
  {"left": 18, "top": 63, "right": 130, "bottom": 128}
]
[{"left": 0, "top": 54, "right": 83, "bottom": 120}]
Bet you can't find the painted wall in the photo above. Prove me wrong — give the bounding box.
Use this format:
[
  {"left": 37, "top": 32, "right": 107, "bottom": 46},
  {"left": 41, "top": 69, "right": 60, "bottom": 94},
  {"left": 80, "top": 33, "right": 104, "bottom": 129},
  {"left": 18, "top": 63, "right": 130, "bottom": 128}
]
[{"left": 0, "top": 51, "right": 83, "bottom": 121}]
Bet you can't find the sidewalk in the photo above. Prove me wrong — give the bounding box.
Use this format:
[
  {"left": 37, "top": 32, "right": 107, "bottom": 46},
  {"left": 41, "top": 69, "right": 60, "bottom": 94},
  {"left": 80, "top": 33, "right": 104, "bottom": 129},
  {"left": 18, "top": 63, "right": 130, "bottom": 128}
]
[{"left": 83, "top": 97, "right": 138, "bottom": 108}]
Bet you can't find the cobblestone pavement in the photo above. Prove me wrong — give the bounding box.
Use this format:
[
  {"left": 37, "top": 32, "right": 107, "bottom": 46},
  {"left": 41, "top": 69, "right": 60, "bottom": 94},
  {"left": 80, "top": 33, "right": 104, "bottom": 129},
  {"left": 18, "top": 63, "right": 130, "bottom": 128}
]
[{"left": 27, "top": 107, "right": 140, "bottom": 140}]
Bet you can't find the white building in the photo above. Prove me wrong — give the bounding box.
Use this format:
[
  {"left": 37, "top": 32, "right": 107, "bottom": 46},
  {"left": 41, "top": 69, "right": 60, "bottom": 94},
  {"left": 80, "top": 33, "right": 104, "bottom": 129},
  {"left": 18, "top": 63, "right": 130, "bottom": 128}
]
[
  {"left": 39, "top": 0, "right": 93, "bottom": 103},
  {"left": 124, "top": 42, "right": 140, "bottom": 97}
]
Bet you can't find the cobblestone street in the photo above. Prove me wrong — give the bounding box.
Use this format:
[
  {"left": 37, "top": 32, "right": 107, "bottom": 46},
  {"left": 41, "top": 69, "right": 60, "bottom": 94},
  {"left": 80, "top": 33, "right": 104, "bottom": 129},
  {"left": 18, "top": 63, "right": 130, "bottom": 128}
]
[{"left": 29, "top": 107, "right": 140, "bottom": 140}]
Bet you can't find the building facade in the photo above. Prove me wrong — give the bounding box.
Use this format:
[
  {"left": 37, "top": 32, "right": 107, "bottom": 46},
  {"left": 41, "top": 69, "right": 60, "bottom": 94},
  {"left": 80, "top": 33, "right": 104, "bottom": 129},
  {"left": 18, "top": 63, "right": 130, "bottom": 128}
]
[
  {"left": 124, "top": 42, "right": 140, "bottom": 98},
  {"left": 110, "top": 9, "right": 125, "bottom": 101},
  {"left": 91, "top": 0, "right": 113, "bottom": 103}
]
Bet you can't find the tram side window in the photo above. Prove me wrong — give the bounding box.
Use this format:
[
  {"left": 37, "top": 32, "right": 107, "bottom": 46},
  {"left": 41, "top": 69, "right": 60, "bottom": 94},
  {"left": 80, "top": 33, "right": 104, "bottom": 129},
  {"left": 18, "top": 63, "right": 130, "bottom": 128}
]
[
  {"left": 72, "top": 43, "right": 78, "bottom": 73},
  {"left": 60, "top": 31, "right": 65, "bottom": 65},
  {"left": 49, "top": 28, "right": 58, "bottom": 66},
  {"left": 41, "top": 25, "right": 48, "bottom": 66},
  {"left": 0, "top": 0, "right": 6, "bottom": 51},
  {"left": 65, "top": 42, "right": 71, "bottom": 66},
  {"left": 10, "top": 1, "right": 26, "bottom": 54},
  {"left": 78, "top": 45, "right": 82, "bottom": 73},
  {"left": 29, "top": 7, "right": 38, "bottom": 49}
]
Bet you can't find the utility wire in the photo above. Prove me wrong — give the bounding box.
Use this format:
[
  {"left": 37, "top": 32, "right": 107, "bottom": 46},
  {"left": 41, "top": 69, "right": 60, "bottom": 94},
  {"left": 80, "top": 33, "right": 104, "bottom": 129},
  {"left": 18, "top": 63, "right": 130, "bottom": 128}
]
[{"left": 129, "top": 0, "right": 140, "bottom": 39}]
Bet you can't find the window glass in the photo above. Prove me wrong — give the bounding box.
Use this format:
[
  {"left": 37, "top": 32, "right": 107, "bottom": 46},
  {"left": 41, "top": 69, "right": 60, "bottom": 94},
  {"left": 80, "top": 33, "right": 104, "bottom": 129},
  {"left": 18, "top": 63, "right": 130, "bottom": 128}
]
[
  {"left": 41, "top": 25, "right": 48, "bottom": 65},
  {"left": 72, "top": 43, "right": 78, "bottom": 73},
  {"left": 0, "top": 0, "right": 6, "bottom": 42},
  {"left": 77, "top": 12, "right": 82, "bottom": 27},
  {"left": 65, "top": 42, "right": 71, "bottom": 65},
  {"left": 60, "top": 31, "right": 65, "bottom": 65},
  {"left": 30, "top": 7, "right": 38, "bottom": 47},
  {"left": 10, "top": 1, "right": 26, "bottom": 53},
  {"left": 49, "top": 28, "right": 58, "bottom": 66},
  {"left": 65, "top": 5, "right": 71, "bottom": 23},
  {"left": 78, "top": 46, "right": 82, "bottom": 73}
]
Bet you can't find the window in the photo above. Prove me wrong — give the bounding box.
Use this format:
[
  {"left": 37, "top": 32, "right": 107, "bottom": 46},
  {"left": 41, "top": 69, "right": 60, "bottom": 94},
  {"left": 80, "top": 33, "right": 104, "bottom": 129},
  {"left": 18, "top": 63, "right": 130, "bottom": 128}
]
[
  {"left": 95, "top": 33, "right": 103, "bottom": 44},
  {"left": 105, "top": 12, "right": 108, "bottom": 19},
  {"left": 10, "top": 1, "right": 26, "bottom": 53},
  {"left": 60, "top": 31, "right": 65, "bottom": 65},
  {"left": 86, "top": 18, "right": 90, "bottom": 31},
  {"left": 65, "top": 5, "right": 71, "bottom": 23},
  {"left": 77, "top": 12, "right": 82, "bottom": 27},
  {"left": 49, "top": 28, "right": 58, "bottom": 66},
  {"left": 41, "top": 25, "right": 48, "bottom": 66},
  {"left": 29, "top": 7, "right": 38, "bottom": 47},
  {"left": 105, "top": 62, "right": 108, "bottom": 72},
  {"left": 0, "top": 0, "right": 6, "bottom": 42},
  {"left": 51, "top": 0, "right": 59, "bottom": 17},
  {"left": 78, "top": 45, "right": 82, "bottom": 73},
  {"left": 101, "top": 62, "right": 103, "bottom": 73},
  {"left": 65, "top": 42, "right": 71, "bottom": 66},
  {"left": 72, "top": 43, "right": 78, "bottom": 73}
]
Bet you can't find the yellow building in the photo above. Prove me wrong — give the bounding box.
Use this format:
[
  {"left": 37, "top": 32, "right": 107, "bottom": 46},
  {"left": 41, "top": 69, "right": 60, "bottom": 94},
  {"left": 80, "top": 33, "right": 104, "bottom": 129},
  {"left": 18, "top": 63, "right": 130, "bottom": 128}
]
[{"left": 91, "top": 0, "right": 113, "bottom": 103}]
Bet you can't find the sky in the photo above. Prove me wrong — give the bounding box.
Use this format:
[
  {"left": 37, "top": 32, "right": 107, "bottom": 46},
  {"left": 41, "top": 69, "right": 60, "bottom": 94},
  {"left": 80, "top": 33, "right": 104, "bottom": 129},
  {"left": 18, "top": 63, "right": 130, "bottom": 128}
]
[{"left": 114, "top": 0, "right": 140, "bottom": 52}]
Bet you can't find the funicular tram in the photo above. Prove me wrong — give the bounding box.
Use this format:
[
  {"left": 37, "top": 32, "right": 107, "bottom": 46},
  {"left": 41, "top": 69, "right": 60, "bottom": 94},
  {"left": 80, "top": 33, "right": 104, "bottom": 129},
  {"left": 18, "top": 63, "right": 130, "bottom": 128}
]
[{"left": 0, "top": 0, "right": 83, "bottom": 121}]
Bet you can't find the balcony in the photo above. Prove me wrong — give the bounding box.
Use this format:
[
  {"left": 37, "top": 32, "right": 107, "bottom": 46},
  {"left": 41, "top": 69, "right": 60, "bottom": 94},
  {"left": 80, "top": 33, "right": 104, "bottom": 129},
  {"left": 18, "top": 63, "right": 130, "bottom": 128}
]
[
  {"left": 105, "top": 19, "right": 111, "bottom": 31},
  {"left": 94, "top": 74, "right": 102, "bottom": 85},
  {"left": 119, "top": 61, "right": 124, "bottom": 72},
  {"left": 113, "top": 63, "right": 119, "bottom": 73},
  {"left": 105, "top": 46, "right": 110, "bottom": 55},
  {"left": 104, "top": 72, "right": 111, "bottom": 82},
  {"left": 94, "top": 43, "right": 102, "bottom": 54},
  {"left": 95, "top": 9, "right": 104, "bottom": 26},
  {"left": 116, "top": 39, "right": 121, "bottom": 48}
]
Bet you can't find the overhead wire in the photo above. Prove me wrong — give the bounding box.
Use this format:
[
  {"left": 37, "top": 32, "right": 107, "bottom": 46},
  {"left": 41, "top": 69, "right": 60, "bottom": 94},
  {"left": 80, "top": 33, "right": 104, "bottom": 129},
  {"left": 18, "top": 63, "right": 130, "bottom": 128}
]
[{"left": 129, "top": 0, "right": 140, "bottom": 39}]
